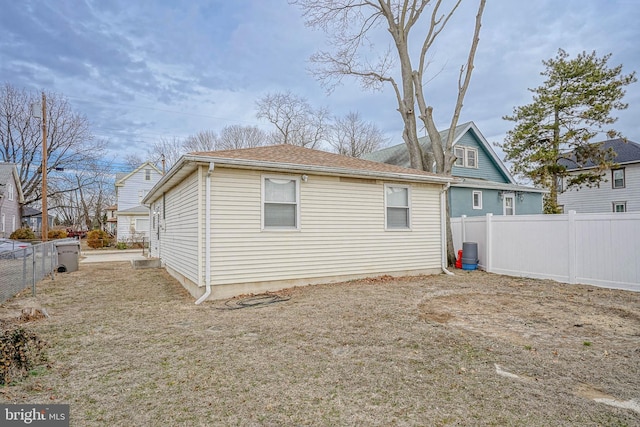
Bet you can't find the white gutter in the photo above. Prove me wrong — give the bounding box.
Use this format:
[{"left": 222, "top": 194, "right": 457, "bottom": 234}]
[
  {"left": 195, "top": 162, "right": 215, "bottom": 304},
  {"left": 440, "top": 182, "right": 454, "bottom": 276}
]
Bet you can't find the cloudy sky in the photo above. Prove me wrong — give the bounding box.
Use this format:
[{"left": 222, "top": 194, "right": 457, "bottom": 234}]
[{"left": 1, "top": 0, "right": 638, "bottom": 172}]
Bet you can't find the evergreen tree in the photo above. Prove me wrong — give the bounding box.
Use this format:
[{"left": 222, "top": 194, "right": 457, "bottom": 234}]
[{"left": 499, "top": 49, "right": 636, "bottom": 213}]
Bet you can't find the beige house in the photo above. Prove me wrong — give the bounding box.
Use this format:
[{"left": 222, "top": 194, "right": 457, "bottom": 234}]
[{"left": 142, "top": 144, "right": 453, "bottom": 303}]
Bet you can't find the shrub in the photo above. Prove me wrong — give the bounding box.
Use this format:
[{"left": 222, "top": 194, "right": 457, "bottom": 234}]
[
  {"left": 9, "top": 227, "right": 35, "bottom": 240},
  {"left": 48, "top": 229, "right": 68, "bottom": 239},
  {"left": 87, "top": 230, "right": 110, "bottom": 249},
  {"left": 0, "top": 322, "right": 47, "bottom": 385},
  {"left": 115, "top": 242, "right": 128, "bottom": 250}
]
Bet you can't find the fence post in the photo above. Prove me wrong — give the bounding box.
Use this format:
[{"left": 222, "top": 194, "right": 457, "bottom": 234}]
[
  {"left": 32, "top": 245, "right": 37, "bottom": 297},
  {"left": 485, "top": 213, "right": 493, "bottom": 272},
  {"left": 568, "top": 210, "right": 576, "bottom": 284},
  {"left": 461, "top": 215, "right": 467, "bottom": 244}
]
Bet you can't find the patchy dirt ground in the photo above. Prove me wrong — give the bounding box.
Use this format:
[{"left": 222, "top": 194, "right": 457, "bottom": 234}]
[{"left": 0, "top": 263, "right": 638, "bottom": 426}]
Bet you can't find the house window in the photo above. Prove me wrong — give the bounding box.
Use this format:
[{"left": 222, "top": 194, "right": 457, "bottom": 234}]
[
  {"left": 613, "top": 202, "right": 627, "bottom": 213},
  {"left": 1, "top": 213, "right": 4, "bottom": 233},
  {"left": 138, "top": 190, "right": 148, "bottom": 203},
  {"left": 262, "top": 176, "right": 300, "bottom": 229},
  {"left": 454, "top": 147, "right": 465, "bottom": 167},
  {"left": 612, "top": 168, "right": 625, "bottom": 189},
  {"left": 466, "top": 148, "right": 477, "bottom": 168},
  {"left": 503, "top": 194, "right": 515, "bottom": 215},
  {"left": 453, "top": 146, "right": 478, "bottom": 169},
  {"left": 145, "top": 169, "right": 151, "bottom": 181},
  {"left": 7, "top": 183, "right": 13, "bottom": 201},
  {"left": 11, "top": 215, "right": 15, "bottom": 232},
  {"left": 135, "top": 218, "right": 150, "bottom": 231},
  {"left": 385, "top": 185, "right": 411, "bottom": 229},
  {"left": 472, "top": 191, "right": 482, "bottom": 210},
  {"left": 556, "top": 176, "right": 563, "bottom": 193}
]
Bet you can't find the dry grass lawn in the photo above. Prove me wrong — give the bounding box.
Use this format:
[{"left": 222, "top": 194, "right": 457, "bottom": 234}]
[{"left": 0, "top": 262, "right": 638, "bottom": 426}]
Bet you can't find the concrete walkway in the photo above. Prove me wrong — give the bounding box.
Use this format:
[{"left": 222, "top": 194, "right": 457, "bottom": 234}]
[{"left": 80, "top": 249, "right": 148, "bottom": 264}]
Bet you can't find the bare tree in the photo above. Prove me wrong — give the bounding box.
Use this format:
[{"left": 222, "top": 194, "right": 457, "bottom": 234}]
[
  {"left": 149, "top": 136, "right": 185, "bottom": 170},
  {"left": 182, "top": 130, "right": 218, "bottom": 152},
  {"left": 256, "top": 91, "right": 329, "bottom": 148},
  {"left": 123, "top": 153, "right": 144, "bottom": 171},
  {"left": 292, "top": 0, "right": 486, "bottom": 264},
  {"left": 328, "top": 111, "right": 387, "bottom": 157},
  {"left": 0, "top": 83, "right": 106, "bottom": 206},
  {"left": 48, "top": 158, "right": 114, "bottom": 230},
  {"left": 218, "top": 125, "right": 268, "bottom": 150}
]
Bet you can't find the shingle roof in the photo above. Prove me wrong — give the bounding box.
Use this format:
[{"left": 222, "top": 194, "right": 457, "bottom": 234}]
[
  {"left": 559, "top": 138, "right": 640, "bottom": 170},
  {"left": 191, "top": 144, "right": 447, "bottom": 180},
  {"left": 363, "top": 122, "right": 470, "bottom": 166}
]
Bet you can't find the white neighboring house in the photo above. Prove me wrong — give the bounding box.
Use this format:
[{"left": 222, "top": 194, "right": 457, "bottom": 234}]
[
  {"left": 558, "top": 139, "right": 640, "bottom": 213},
  {"left": 115, "top": 162, "right": 162, "bottom": 243}
]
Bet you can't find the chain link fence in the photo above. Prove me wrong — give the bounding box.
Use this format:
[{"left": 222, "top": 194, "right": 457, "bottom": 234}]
[{"left": 0, "top": 241, "right": 57, "bottom": 303}]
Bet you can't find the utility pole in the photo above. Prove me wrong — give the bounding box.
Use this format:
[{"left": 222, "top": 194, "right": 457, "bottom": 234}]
[{"left": 41, "top": 92, "right": 48, "bottom": 242}]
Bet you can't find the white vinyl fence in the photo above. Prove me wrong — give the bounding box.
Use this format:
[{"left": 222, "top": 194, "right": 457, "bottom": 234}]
[{"left": 451, "top": 211, "right": 640, "bottom": 292}]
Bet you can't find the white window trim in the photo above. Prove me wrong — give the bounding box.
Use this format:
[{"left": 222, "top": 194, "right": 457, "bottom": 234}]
[
  {"left": 135, "top": 218, "right": 149, "bottom": 231},
  {"left": 11, "top": 215, "right": 15, "bottom": 233},
  {"left": 613, "top": 201, "right": 627, "bottom": 213},
  {"left": 465, "top": 147, "right": 478, "bottom": 169},
  {"left": 261, "top": 174, "right": 301, "bottom": 231},
  {"left": 384, "top": 184, "right": 412, "bottom": 231},
  {"left": 612, "top": 168, "right": 625, "bottom": 189},
  {"left": 453, "top": 145, "right": 479, "bottom": 169},
  {"left": 472, "top": 190, "right": 483, "bottom": 210},
  {"left": 503, "top": 193, "right": 515, "bottom": 216},
  {"left": 454, "top": 147, "right": 465, "bottom": 167}
]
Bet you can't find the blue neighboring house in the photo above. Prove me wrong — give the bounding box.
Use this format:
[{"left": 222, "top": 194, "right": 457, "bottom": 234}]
[{"left": 363, "top": 121, "right": 547, "bottom": 217}]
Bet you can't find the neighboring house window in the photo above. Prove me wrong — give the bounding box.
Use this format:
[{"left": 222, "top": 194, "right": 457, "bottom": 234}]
[
  {"left": 145, "top": 169, "right": 151, "bottom": 181},
  {"left": 7, "top": 183, "right": 14, "bottom": 201},
  {"left": 138, "top": 190, "right": 149, "bottom": 203},
  {"left": 262, "top": 176, "right": 300, "bottom": 229},
  {"left": 472, "top": 191, "right": 482, "bottom": 210},
  {"left": 556, "top": 176, "right": 563, "bottom": 193},
  {"left": 136, "top": 218, "right": 150, "bottom": 232},
  {"left": 1, "top": 213, "right": 4, "bottom": 233},
  {"left": 31, "top": 218, "right": 37, "bottom": 230},
  {"left": 453, "top": 146, "right": 478, "bottom": 169},
  {"left": 454, "top": 147, "right": 465, "bottom": 167},
  {"left": 612, "top": 168, "right": 625, "bottom": 189},
  {"left": 503, "top": 194, "right": 515, "bottom": 215},
  {"left": 466, "top": 148, "right": 478, "bottom": 168},
  {"left": 385, "top": 184, "right": 411, "bottom": 229},
  {"left": 11, "top": 215, "right": 15, "bottom": 232},
  {"left": 613, "top": 202, "right": 627, "bottom": 213}
]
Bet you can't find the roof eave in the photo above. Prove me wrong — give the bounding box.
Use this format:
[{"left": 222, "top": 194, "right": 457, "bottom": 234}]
[{"left": 143, "top": 154, "right": 453, "bottom": 204}]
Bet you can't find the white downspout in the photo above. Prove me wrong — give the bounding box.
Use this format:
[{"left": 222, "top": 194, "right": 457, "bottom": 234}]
[
  {"left": 441, "top": 182, "right": 454, "bottom": 276},
  {"left": 195, "top": 162, "right": 215, "bottom": 304}
]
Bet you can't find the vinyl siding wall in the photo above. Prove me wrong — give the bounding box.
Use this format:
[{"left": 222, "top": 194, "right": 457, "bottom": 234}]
[
  {"left": 449, "top": 187, "right": 543, "bottom": 217},
  {"left": 158, "top": 171, "right": 200, "bottom": 285},
  {"left": 116, "top": 167, "right": 161, "bottom": 211},
  {"left": 558, "top": 163, "right": 640, "bottom": 213},
  {"left": 0, "top": 175, "right": 20, "bottom": 238},
  {"left": 207, "top": 168, "right": 443, "bottom": 288},
  {"left": 451, "top": 132, "right": 510, "bottom": 183}
]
